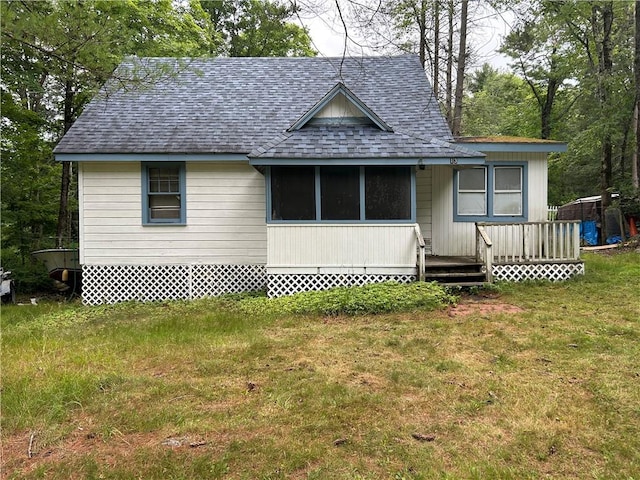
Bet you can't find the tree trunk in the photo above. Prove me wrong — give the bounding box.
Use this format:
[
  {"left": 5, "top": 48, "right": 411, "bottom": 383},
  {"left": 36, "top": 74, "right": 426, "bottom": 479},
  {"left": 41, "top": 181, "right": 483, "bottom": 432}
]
[
  {"left": 445, "top": 0, "right": 454, "bottom": 127},
  {"left": 451, "top": 0, "right": 468, "bottom": 136},
  {"left": 56, "top": 77, "right": 75, "bottom": 248},
  {"left": 634, "top": 0, "right": 640, "bottom": 190},
  {"left": 634, "top": 104, "right": 640, "bottom": 190},
  {"left": 596, "top": 2, "right": 614, "bottom": 237},
  {"left": 433, "top": 0, "right": 440, "bottom": 99},
  {"left": 541, "top": 77, "right": 558, "bottom": 139},
  {"left": 418, "top": 0, "right": 427, "bottom": 68}
]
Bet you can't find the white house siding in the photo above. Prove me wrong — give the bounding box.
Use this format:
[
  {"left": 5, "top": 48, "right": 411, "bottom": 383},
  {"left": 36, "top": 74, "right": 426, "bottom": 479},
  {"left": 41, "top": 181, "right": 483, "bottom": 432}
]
[
  {"left": 79, "top": 161, "right": 267, "bottom": 265},
  {"left": 431, "top": 152, "right": 548, "bottom": 257},
  {"left": 266, "top": 224, "right": 418, "bottom": 274},
  {"left": 316, "top": 94, "right": 364, "bottom": 118},
  {"left": 415, "top": 165, "right": 433, "bottom": 254}
]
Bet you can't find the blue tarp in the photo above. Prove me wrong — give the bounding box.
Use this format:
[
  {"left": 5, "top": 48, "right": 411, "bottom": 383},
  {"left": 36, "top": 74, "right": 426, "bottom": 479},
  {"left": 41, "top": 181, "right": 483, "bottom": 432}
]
[{"left": 580, "top": 220, "right": 598, "bottom": 246}]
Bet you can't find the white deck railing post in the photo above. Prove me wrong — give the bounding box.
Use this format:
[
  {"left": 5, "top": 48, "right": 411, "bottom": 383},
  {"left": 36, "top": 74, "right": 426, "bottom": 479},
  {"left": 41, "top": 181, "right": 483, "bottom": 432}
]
[
  {"left": 475, "top": 223, "right": 493, "bottom": 282},
  {"left": 414, "top": 224, "right": 426, "bottom": 282},
  {"left": 572, "top": 221, "right": 580, "bottom": 259}
]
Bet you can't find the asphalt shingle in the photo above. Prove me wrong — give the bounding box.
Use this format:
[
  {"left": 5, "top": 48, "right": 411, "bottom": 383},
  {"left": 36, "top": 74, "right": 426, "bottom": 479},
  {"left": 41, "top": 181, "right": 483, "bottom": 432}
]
[
  {"left": 54, "top": 56, "right": 460, "bottom": 156},
  {"left": 248, "top": 125, "right": 481, "bottom": 159}
]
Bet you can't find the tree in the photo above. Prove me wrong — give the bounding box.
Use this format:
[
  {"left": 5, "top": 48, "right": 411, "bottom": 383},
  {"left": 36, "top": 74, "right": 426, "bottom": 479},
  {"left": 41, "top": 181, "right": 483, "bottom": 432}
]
[
  {"left": 450, "top": 0, "right": 468, "bottom": 135},
  {"left": 558, "top": 1, "right": 633, "bottom": 228},
  {"left": 462, "top": 64, "right": 537, "bottom": 137},
  {"left": 497, "top": 1, "right": 636, "bottom": 216},
  {"left": 197, "top": 0, "right": 315, "bottom": 57},
  {"left": 634, "top": 0, "right": 640, "bottom": 191},
  {"left": 500, "top": 2, "right": 575, "bottom": 139}
]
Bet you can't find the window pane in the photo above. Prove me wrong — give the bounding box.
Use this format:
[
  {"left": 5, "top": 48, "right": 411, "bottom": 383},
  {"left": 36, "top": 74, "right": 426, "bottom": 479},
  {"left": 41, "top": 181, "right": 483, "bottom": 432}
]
[
  {"left": 320, "top": 166, "right": 360, "bottom": 220},
  {"left": 458, "top": 192, "right": 486, "bottom": 215},
  {"left": 150, "top": 195, "right": 181, "bottom": 219},
  {"left": 271, "top": 166, "right": 315, "bottom": 220},
  {"left": 149, "top": 167, "right": 180, "bottom": 193},
  {"left": 458, "top": 168, "right": 486, "bottom": 191},
  {"left": 495, "top": 167, "right": 521, "bottom": 191},
  {"left": 365, "top": 167, "right": 411, "bottom": 220},
  {"left": 494, "top": 192, "right": 522, "bottom": 215}
]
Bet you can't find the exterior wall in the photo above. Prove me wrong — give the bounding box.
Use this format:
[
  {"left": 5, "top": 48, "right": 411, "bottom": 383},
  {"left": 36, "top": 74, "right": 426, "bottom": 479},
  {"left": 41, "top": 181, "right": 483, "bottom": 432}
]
[
  {"left": 415, "top": 165, "right": 433, "bottom": 253},
  {"left": 316, "top": 94, "right": 364, "bottom": 118},
  {"left": 266, "top": 224, "right": 418, "bottom": 274},
  {"left": 78, "top": 161, "right": 267, "bottom": 265},
  {"left": 431, "top": 152, "right": 548, "bottom": 257}
]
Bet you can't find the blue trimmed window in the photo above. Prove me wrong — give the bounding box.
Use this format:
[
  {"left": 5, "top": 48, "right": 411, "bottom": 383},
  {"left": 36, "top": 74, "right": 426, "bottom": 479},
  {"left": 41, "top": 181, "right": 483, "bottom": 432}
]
[
  {"left": 142, "top": 162, "right": 186, "bottom": 224},
  {"left": 269, "top": 166, "right": 414, "bottom": 223},
  {"left": 454, "top": 163, "right": 527, "bottom": 222}
]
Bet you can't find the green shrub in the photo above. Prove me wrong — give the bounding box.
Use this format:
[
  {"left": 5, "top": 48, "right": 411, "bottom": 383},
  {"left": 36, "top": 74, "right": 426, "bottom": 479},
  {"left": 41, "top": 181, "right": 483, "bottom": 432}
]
[
  {"left": 231, "top": 281, "right": 457, "bottom": 316},
  {"left": 1, "top": 247, "right": 52, "bottom": 293}
]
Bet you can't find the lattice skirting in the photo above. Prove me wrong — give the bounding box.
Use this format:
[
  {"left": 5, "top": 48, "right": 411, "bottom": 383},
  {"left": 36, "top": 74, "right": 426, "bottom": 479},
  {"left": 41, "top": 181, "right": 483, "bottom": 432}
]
[
  {"left": 492, "top": 262, "right": 585, "bottom": 282},
  {"left": 82, "top": 264, "right": 266, "bottom": 305},
  {"left": 267, "top": 273, "right": 416, "bottom": 298}
]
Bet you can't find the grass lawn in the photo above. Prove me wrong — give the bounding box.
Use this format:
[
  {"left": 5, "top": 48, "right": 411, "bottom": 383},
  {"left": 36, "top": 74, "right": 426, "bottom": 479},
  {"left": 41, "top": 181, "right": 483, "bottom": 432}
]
[{"left": 1, "top": 252, "right": 639, "bottom": 479}]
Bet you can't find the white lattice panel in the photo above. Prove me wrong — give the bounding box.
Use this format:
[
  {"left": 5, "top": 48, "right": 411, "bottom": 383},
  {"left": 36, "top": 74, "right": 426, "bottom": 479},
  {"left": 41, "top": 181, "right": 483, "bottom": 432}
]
[
  {"left": 267, "top": 274, "right": 416, "bottom": 298},
  {"left": 82, "top": 264, "right": 266, "bottom": 305},
  {"left": 492, "top": 262, "right": 585, "bottom": 282}
]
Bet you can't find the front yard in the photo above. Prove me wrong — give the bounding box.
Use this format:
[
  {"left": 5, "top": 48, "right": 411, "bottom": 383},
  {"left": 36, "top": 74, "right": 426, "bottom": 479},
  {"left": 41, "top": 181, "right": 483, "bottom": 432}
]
[{"left": 2, "top": 252, "right": 639, "bottom": 479}]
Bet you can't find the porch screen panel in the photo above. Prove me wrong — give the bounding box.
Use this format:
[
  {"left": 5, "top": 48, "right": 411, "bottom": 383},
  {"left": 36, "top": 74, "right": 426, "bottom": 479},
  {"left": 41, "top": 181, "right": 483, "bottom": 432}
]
[
  {"left": 457, "top": 167, "right": 486, "bottom": 216},
  {"left": 364, "top": 167, "right": 411, "bottom": 220},
  {"left": 320, "top": 166, "right": 360, "bottom": 220},
  {"left": 271, "top": 166, "right": 315, "bottom": 220}
]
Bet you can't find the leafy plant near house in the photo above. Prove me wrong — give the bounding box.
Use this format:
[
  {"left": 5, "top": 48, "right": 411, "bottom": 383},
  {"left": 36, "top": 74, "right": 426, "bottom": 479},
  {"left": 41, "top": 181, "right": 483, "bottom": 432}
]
[{"left": 227, "top": 281, "right": 457, "bottom": 316}]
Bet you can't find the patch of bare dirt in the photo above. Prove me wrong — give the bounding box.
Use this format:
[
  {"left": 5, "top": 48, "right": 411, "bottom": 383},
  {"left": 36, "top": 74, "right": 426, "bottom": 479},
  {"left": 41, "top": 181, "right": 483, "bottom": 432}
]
[
  {"left": 1, "top": 419, "right": 216, "bottom": 479},
  {"left": 447, "top": 298, "right": 525, "bottom": 317}
]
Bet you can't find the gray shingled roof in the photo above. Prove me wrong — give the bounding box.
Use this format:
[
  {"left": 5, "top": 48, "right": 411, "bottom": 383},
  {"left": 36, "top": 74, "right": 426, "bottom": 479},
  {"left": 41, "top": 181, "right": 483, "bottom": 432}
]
[
  {"left": 249, "top": 125, "right": 482, "bottom": 159},
  {"left": 54, "top": 55, "right": 466, "bottom": 157}
]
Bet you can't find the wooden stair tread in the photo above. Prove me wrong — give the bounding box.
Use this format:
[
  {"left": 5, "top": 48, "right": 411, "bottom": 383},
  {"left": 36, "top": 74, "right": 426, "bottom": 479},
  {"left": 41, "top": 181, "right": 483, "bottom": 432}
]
[
  {"left": 425, "top": 272, "right": 486, "bottom": 278},
  {"left": 444, "top": 281, "right": 489, "bottom": 287}
]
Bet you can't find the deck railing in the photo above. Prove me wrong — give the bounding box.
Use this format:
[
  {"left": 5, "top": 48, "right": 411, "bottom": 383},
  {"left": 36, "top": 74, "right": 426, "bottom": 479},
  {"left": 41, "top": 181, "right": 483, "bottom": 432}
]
[
  {"left": 475, "top": 224, "right": 493, "bottom": 282},
  {"left": 476, "top": 221, "right": 581, "bottom": 264}
]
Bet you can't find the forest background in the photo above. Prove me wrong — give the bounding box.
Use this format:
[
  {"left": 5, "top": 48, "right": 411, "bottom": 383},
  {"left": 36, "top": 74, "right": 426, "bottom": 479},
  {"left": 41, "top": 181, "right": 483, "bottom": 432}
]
[{"left": 2, "top": 0, "right": 640, "bottom": 290}]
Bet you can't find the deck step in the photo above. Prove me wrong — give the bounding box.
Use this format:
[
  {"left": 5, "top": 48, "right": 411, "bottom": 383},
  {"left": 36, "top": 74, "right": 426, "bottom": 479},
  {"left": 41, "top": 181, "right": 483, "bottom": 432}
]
[
  {"left": 425, "top": 271, "right": 485, "bottom": 279},
  {"left": 419, "top": 256, "right": 489, "bottom": 286},
  {"left": 443, "top": 281, "right": 490, "bottom": 288}
]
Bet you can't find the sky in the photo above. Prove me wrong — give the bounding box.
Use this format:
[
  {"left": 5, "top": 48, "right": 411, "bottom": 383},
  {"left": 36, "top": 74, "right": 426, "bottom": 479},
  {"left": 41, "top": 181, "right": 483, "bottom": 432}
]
[{"left": 296, "top": 1, "right": 514, "bottom": 72}]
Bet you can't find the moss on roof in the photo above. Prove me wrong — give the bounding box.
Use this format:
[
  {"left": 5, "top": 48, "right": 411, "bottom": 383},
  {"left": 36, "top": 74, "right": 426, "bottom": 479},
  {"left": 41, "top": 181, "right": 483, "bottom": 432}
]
[{"left": 456, "top": 136, "right": 565, "bottom": 144}]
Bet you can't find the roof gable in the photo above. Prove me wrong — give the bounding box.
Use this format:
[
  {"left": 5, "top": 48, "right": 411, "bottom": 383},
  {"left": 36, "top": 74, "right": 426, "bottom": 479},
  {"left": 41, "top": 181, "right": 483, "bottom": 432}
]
[{"left": 288, "top": 83, "right": 392, "bottom": 132}]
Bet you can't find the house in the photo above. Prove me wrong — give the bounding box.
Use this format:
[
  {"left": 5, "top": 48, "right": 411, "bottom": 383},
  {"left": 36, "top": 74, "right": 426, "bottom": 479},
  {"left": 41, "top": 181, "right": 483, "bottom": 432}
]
[{"left": 53, "top": 56, "right": 584, "bottom": 305}]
